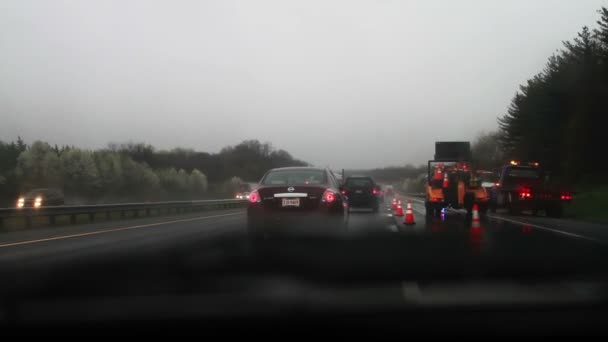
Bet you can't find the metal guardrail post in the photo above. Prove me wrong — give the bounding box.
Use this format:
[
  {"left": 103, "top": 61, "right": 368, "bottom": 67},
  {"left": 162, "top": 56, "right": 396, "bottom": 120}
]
[
  {"left": 70, "top": 214, "right": 76, "bottom": 224},
  {"left": 89, "top": 212, "right": 95, "bottom": 222},
  {"left": 49, "top": 215, "right": 56, "bottom": 225}
]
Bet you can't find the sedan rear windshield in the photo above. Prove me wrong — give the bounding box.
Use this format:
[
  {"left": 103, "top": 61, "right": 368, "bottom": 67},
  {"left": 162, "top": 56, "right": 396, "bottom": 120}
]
[
  {"left": 261, "top": 170, "right": 327, "bottom": 186},
  {"left": 345, "top": 178, "right": 373, "bottom": 187}
]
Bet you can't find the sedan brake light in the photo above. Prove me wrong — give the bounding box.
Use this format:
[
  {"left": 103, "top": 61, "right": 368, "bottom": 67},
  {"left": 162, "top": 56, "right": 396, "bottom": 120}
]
[
  {"left": 248, "top": 190, "right": 260, "bottom": 203},
  {"left": 323, "top": 189, "right": 336, "bottom": 203}
]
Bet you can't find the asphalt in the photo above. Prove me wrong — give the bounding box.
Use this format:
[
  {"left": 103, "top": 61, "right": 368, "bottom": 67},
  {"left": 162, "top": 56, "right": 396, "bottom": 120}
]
[
  {"left": 1, "top": 197, "right": 608, "bottom": 328},
  {"left": 0, "top": 197, "right": 606, "bottom": 271}
]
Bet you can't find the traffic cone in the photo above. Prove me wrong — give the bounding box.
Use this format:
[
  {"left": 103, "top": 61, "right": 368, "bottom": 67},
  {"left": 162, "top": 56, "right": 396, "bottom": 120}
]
[
  {"left": 395, "top": 203, "right": 404, "bottom": 216},
  {"left": 404, "top": 200, "right": 415, "bottom": 225},
  {"left": 391, "top": 198, "right": 398, "bottom": 211},
  {"left": 472, "top": 204, "right": 481, "bottom": 228}
]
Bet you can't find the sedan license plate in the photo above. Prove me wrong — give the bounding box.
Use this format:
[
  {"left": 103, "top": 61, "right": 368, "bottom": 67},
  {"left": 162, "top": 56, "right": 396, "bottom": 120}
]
[
  {"left": 282, "top": 198, "right": 300, "bottom": 207},
  {"left": 355, "top": 190, "right": 363, "bottom": 194}
]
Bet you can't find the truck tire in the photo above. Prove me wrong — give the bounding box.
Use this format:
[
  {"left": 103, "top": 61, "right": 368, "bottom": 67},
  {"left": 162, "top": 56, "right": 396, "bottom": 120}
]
[
  {"left": 489, "top": 198, "right": 497, "bottom": 213},
  {"left": 464, "top": 192, "right": 475, "bottom": 216},
  {"left": 425, "top": 201, "right": 433, "bottom": 217},
  {"left": 479, "top": 203, "right": 488, "bottom": 215},
  {"left": 507, "top": 193, "right": 521, "bottom": 215}
]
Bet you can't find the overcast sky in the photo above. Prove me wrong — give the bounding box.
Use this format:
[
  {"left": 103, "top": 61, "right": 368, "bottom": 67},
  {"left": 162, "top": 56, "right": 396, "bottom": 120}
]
[{"left": 1, "top": 0, "right": 605, "bottom": 168}]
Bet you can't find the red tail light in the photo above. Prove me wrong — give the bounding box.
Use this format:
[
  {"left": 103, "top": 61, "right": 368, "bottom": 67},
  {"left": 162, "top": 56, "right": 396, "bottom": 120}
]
[
  {"left": 560, "top": 192, "right": 572, "bottom": 200},
  {"left": 341, "top": 190, "right": 346, "bottom": 195},
  {"left": 248, "top": 190, "right": 260, "bottom": 203},
  {"left": 323, "top": 189, "right": 336, "bottom": 203},
  {"left": 372, "top": 188, "right": 377, "bottom": 195},
  {"left": 519, "top": 188, "right": 532, "bottom": 199}
]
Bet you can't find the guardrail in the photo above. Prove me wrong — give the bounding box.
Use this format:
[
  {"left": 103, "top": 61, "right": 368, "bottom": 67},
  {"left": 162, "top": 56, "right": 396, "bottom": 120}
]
[{"left": 0, "top": 199, "right": 247, "bottom": 229}]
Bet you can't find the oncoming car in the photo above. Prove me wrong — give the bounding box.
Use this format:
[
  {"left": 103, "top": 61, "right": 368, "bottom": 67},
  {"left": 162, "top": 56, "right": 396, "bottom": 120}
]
[
  {"left": 235, "top": 183, "right": 253, "bottom": 200},
  {"left": 16, "top": 188, "right": 65, "bottom": 208},
  {"left": 247, "top": 167, "right": 349, "bottom": 237}
]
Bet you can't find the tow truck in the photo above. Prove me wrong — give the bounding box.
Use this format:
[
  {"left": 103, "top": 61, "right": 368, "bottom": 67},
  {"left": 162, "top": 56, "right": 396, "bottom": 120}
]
[
  {"left": 489, "top": 161, "right": 572, "bottom": 217},
  {"left": 425, "top": 142, "right": 489, "bottom": 217}
]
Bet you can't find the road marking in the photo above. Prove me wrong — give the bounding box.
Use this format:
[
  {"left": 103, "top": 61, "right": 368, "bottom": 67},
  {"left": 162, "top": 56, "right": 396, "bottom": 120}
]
[
  {"left": 0, "top": 212, "right": 244, "bottom": 249},
  {"left": 487, "top": 214, "right": 606, "bottom": 245},
  {"left": 388, "top": 225, "right": 398, "bottom": 232},
  {"left": 402, "top": 281, "right": 422, "bottom": 302}
]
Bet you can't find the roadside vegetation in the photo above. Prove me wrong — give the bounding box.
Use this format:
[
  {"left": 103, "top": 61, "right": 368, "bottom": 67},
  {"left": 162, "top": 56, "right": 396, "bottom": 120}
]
[{"left": 0, "top": 139, "right": 306, "bottom": 206}]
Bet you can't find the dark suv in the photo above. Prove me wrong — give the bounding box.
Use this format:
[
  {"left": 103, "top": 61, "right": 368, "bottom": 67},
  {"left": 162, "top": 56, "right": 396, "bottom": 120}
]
[{"left": 341, "top": 176, "right": 379, "bottom": 212}]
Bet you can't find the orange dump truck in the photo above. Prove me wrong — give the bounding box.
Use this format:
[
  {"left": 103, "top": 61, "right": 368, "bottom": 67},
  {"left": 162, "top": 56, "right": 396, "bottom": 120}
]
[{"left": 425, "top": 142, "right": 489, "bottom": 217}]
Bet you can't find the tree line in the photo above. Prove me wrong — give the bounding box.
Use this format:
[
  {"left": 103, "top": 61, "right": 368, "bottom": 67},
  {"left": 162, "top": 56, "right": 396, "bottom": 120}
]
[
  {"left": 496, "top": 7, "right": 608, "bottom": 184},
  {"left": 0, "top": 139, "right": 307, "bottom": 206}
]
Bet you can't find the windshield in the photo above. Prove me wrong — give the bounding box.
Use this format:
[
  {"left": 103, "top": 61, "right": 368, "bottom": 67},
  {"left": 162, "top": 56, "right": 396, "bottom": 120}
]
[
  {"left": 1, "top": 0, "right": 607, "bottom": 326},
  {"left": 345, "top": 178, "right": 373, "bottom": 188},
  {"left": 261, "top": 170, "right": 327, "bottom": 186},
  {"left": 507, "top": 168, "right": 540, "bottom": 179}
]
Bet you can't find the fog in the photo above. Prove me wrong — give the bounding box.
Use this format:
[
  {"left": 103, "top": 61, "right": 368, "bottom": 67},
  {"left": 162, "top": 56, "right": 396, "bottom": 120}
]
[{"left": 0, "top": 0, "right": 604, "bottom": 168}]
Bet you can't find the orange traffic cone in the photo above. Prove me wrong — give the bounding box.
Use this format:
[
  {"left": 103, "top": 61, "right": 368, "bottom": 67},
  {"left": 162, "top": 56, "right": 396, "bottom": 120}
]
[
  {"left": 395, "top": 203, "right": 404, "bottom": 216},
  {"left": 404, "top": 200, "right": 415, "bottom": 225},
  {"left": 391, "top": 198, "right": 398, "bottom": 211},
  {"left": 472, "top": 204, "right": 481, "bottom": 228}
]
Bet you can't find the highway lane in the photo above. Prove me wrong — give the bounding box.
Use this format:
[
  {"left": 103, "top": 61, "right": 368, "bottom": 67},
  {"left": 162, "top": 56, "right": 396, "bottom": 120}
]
[
  {"left": 1, "top": 197, "right": 608, "bottom": 327},
  {"left": 0, "top": 198, "right": 606, "bottom": 275}
]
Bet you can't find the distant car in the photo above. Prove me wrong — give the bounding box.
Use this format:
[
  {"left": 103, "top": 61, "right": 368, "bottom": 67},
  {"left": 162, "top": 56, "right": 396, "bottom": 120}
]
[
  {"left": 384, "top": 186, "right": 395, "bottom": 201},
  {"left": 235, "top": 183, "right": 253, "bottom": 200},
  {"left": 247, "top": 167, "right": 348, "bottom": 237},
  {"left": 16, "top": 188, "right": 64, "bottom": 208},
  {"left": 341, "top": 176, "right": 380, "bottom": 212},
  {"left": 477, "top": 170, "right": 498, "bottom": 193},
  {"left": 375, "top": 184, "right": 385, "bottom": 204}
]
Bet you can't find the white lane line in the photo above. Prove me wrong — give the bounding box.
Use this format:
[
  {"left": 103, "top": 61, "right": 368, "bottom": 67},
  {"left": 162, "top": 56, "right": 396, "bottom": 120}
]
[
  {"left": 388, "top": 225, "right": 398, "bottom": 232},
  {"left": 487, "top": 215, "right": 606, "bottom": 245},
  {"left": 402, "top": 281, "right": 422, "bottom": 303},
  {"left": 0, "top": 212, "right": 244, "bottom": 249}
]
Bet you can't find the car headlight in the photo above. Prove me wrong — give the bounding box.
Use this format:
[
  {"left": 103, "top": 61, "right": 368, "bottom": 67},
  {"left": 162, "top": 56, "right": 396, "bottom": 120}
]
[
  {"left": 17, "top": 197, "right": 24, "bottom": 208},
  {"left": 34, "top": 196, "right": 42, "bottom": 208}
]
